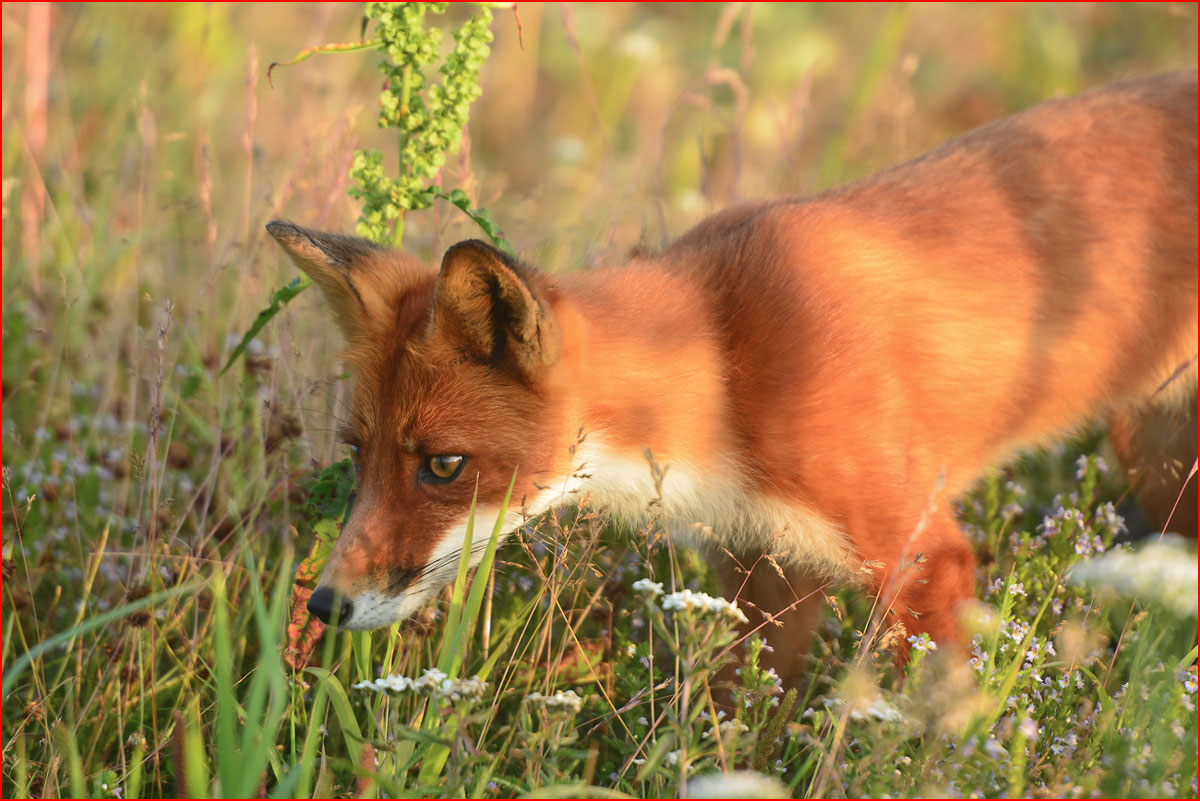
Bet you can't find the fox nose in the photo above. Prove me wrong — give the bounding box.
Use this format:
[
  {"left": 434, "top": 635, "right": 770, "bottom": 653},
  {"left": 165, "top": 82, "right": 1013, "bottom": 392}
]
[{"left": 307, "top": 587, "right": 353, "bottom": 625}]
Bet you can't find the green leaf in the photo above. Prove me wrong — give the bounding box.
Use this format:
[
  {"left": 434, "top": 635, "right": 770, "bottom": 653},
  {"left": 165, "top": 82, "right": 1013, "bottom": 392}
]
[
  {"left": 220, "top": 276, "right": 312, "bottom": 375},
  {"left": 304, "top": 459, "right": 357, "bottom": 524},
  {"left": 266, "top": 38, "right": 384, "bottom": 88},
  {"left": 305, "top": 667, "right": 366, "bottom": 769},
  {"left": 436, "top": 188, "right": 515, "bottom": 255}
]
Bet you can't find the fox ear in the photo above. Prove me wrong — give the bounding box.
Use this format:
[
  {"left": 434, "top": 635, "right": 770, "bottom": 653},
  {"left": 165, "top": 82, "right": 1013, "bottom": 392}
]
[
  {"left": 265, "top": 220, "right": 385, "bottom": 342},
  {"left": 433, "top": 240, "right": 560, "bottom": 379}
]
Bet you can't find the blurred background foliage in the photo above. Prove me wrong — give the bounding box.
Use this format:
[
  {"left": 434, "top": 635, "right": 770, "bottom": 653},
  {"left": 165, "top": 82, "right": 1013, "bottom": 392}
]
[{"left": 1, "top": 4, "right": 1195, "bottom": 797}]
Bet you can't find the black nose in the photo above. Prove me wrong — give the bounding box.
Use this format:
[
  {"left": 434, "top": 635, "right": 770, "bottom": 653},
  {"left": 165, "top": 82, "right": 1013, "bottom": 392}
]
[{"left": 307, "top": 587, "right": 353, "bottom": 625}]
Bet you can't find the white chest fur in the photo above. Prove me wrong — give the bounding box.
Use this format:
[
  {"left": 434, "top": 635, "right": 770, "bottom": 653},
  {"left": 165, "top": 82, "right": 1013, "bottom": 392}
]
[{"left": 525, "top": 441, "right": 854, "bottom": 578}]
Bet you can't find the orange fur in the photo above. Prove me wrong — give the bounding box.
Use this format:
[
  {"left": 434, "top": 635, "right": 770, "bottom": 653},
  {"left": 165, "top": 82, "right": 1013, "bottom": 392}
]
[{"left": 270, "top": 71, "right": 1197, "bottom": 683}]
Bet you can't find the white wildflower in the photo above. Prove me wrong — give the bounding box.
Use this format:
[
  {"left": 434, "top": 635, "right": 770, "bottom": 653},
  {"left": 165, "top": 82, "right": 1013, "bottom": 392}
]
[
  {"left": 660, "top": 588, "right": 748, "bottom": 624},
  {"left": 632, "top": 577, "right": 665, "bottom": 597},
  {"left": 525, "top": 688, "right": 584, "bottom": 716},
  {"left": 436, "top": 674, "right": 489, "bottom": 703},
  {"left": 412, "top": 667, "right": 448, "bottom": 694},
  {"left": 380, "top": 674, "right": 413, "bottom": 692},
  {"left": 353, "top": 668, "right": 487, "bottom": 704}
]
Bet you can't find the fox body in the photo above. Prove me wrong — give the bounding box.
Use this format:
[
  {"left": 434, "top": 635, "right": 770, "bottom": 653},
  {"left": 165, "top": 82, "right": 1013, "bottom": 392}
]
[{"left": 271, "top": 71, "right": 1197, "bottom": 684}]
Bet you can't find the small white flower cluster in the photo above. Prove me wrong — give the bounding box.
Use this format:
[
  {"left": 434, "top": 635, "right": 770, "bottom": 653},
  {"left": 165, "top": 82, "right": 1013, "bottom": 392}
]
[
  {"left": 1068, "top": 534, "right": 1198, "bottom": 617},
  {"left": 524, "top": 688, "right": 584, "bottom": 716},
  {"left": 632, "top": 577, "right": 664, "bottom": 597},
  {"left": 353, "top": 668, "right": 489, "bottom": 703},
  {"left": 704, "top": 718, "right": 751, "bottom": 741},
  {"left": 438, "top": 675, "right": 489, "bottom": 703},
  {"left": 825, "top": 694, "right": 905, "bottom": 724},
  {"left": 660, "top": 588, "right": 749, "bottom": 624}
]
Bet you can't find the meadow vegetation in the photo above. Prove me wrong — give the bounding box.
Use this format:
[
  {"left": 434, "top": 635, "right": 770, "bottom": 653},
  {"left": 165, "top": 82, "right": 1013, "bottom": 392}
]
[{"left": 2, "top": 4, "right": 1197, "bottom": 797}]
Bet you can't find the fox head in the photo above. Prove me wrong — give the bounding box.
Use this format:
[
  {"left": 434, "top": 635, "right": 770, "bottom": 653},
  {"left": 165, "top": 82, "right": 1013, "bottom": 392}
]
[{"left": 267, "top": 221, "right": 577, "bottom": 629}]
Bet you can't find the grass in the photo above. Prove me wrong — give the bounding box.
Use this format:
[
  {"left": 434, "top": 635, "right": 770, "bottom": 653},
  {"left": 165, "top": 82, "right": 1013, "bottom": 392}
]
[{"left": 2, "top": 3, "right": 1197, "bottom": 798}]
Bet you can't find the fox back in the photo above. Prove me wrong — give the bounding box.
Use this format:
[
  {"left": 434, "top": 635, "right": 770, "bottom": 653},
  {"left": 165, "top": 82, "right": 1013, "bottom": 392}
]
[{"left": 271, "top": 71, "right": 1197, "bottom": 682}]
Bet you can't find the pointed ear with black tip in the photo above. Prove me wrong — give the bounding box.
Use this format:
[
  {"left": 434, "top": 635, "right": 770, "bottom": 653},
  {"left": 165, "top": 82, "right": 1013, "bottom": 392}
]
[
  {"left": 265, "top": 220, "right": 384, "bottom": 342},
  {"left": 432, "top": 240, "right": 561, "bottom": 380}
]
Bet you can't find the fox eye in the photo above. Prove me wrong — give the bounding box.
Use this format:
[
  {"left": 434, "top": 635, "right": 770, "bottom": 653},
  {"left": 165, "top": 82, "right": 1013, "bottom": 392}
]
[
  {"left": 348, "top": 444, "right": 362, "bottom": 474},
  {"left": 425, "top": 454, "right": 465, "bottom": 482}
]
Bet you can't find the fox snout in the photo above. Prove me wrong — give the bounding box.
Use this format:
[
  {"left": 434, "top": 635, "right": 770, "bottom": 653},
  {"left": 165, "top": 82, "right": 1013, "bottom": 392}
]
[
  {"left": 306, "top": 586, "right": 353, "bottom": 626},
  {"left": 302, "top": 500, "right": 527, "bottom": 630}
]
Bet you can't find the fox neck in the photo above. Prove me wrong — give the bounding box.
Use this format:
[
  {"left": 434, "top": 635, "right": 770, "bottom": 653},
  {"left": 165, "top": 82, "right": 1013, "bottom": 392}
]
[{"left": 535, "top": 265, "right": 734, "bottom": 519}]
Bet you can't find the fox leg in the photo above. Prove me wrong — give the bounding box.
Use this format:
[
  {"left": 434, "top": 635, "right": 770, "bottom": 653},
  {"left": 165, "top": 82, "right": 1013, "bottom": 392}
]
[
  {"left": 862, "top": 513, "right": 978, "bottom": 660},
  {"left": 1109, "top": 392, "right": 1198, "bottom": 538},
  {"left": 715, "top": 551, "right": 828, "bottom": 690}
]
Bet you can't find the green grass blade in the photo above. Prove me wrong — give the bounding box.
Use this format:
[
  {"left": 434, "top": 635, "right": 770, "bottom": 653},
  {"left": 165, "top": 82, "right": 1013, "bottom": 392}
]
[
  {"left": 220, "top": 276, "right": 311, "bottom": 375},
  {"left": 2, "top": 580, "right": 202, "bottom": 696},
  {"left": 419, "top": 471, "right": 517, "bottom": 786},
  {"left": 305, "top": 667, "right": 365, "bottom": 769},
  {"left": 295, "top": 682, "right": 330, "bottom": 798},
  {"left": 267, "top": 763, "right": 303, "bottom": 799},
  {"left": 448, "top": 469, "right": 517, "bottom": 677},
  {"left": 126, "top": 735, "right": 146, "bottom": 800},
  {"left": 438, "top": 483, "right": 479, "bottom": 674},
  {"left": 182, "top": 698, "right": 210, "bottom": 798},
  {"left": 52, "top": 721, "right": 86, "bottom": 799},
  {"left": 210, "top": 567, "right": 239, "bottom": 796},
  {"left": 813, "top": 4, "right": 912, "bottom": 190},
  {"left": 227, "top": 548, "right": 293, "bottom": 798}
]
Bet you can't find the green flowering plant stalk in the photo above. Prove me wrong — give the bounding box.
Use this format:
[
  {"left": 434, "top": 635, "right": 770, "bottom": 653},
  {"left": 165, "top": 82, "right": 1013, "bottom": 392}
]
[
  {"left": 227, "top": 3, "right": 510, "bottom": 374},
  {"left": 351, "top": 2, "right": 497, "bottom": 246}
]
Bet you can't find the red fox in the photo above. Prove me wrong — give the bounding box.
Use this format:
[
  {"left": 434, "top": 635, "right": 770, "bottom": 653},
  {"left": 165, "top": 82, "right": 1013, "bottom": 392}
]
[{"left": 269, "top": 71, "right": 1197, "bottom": 686}]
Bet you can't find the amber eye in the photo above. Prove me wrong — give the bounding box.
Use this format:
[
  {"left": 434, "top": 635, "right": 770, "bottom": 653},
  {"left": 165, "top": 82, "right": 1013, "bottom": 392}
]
[{"left": 426, "top": 454, "right": 466, "bottom": 482}]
